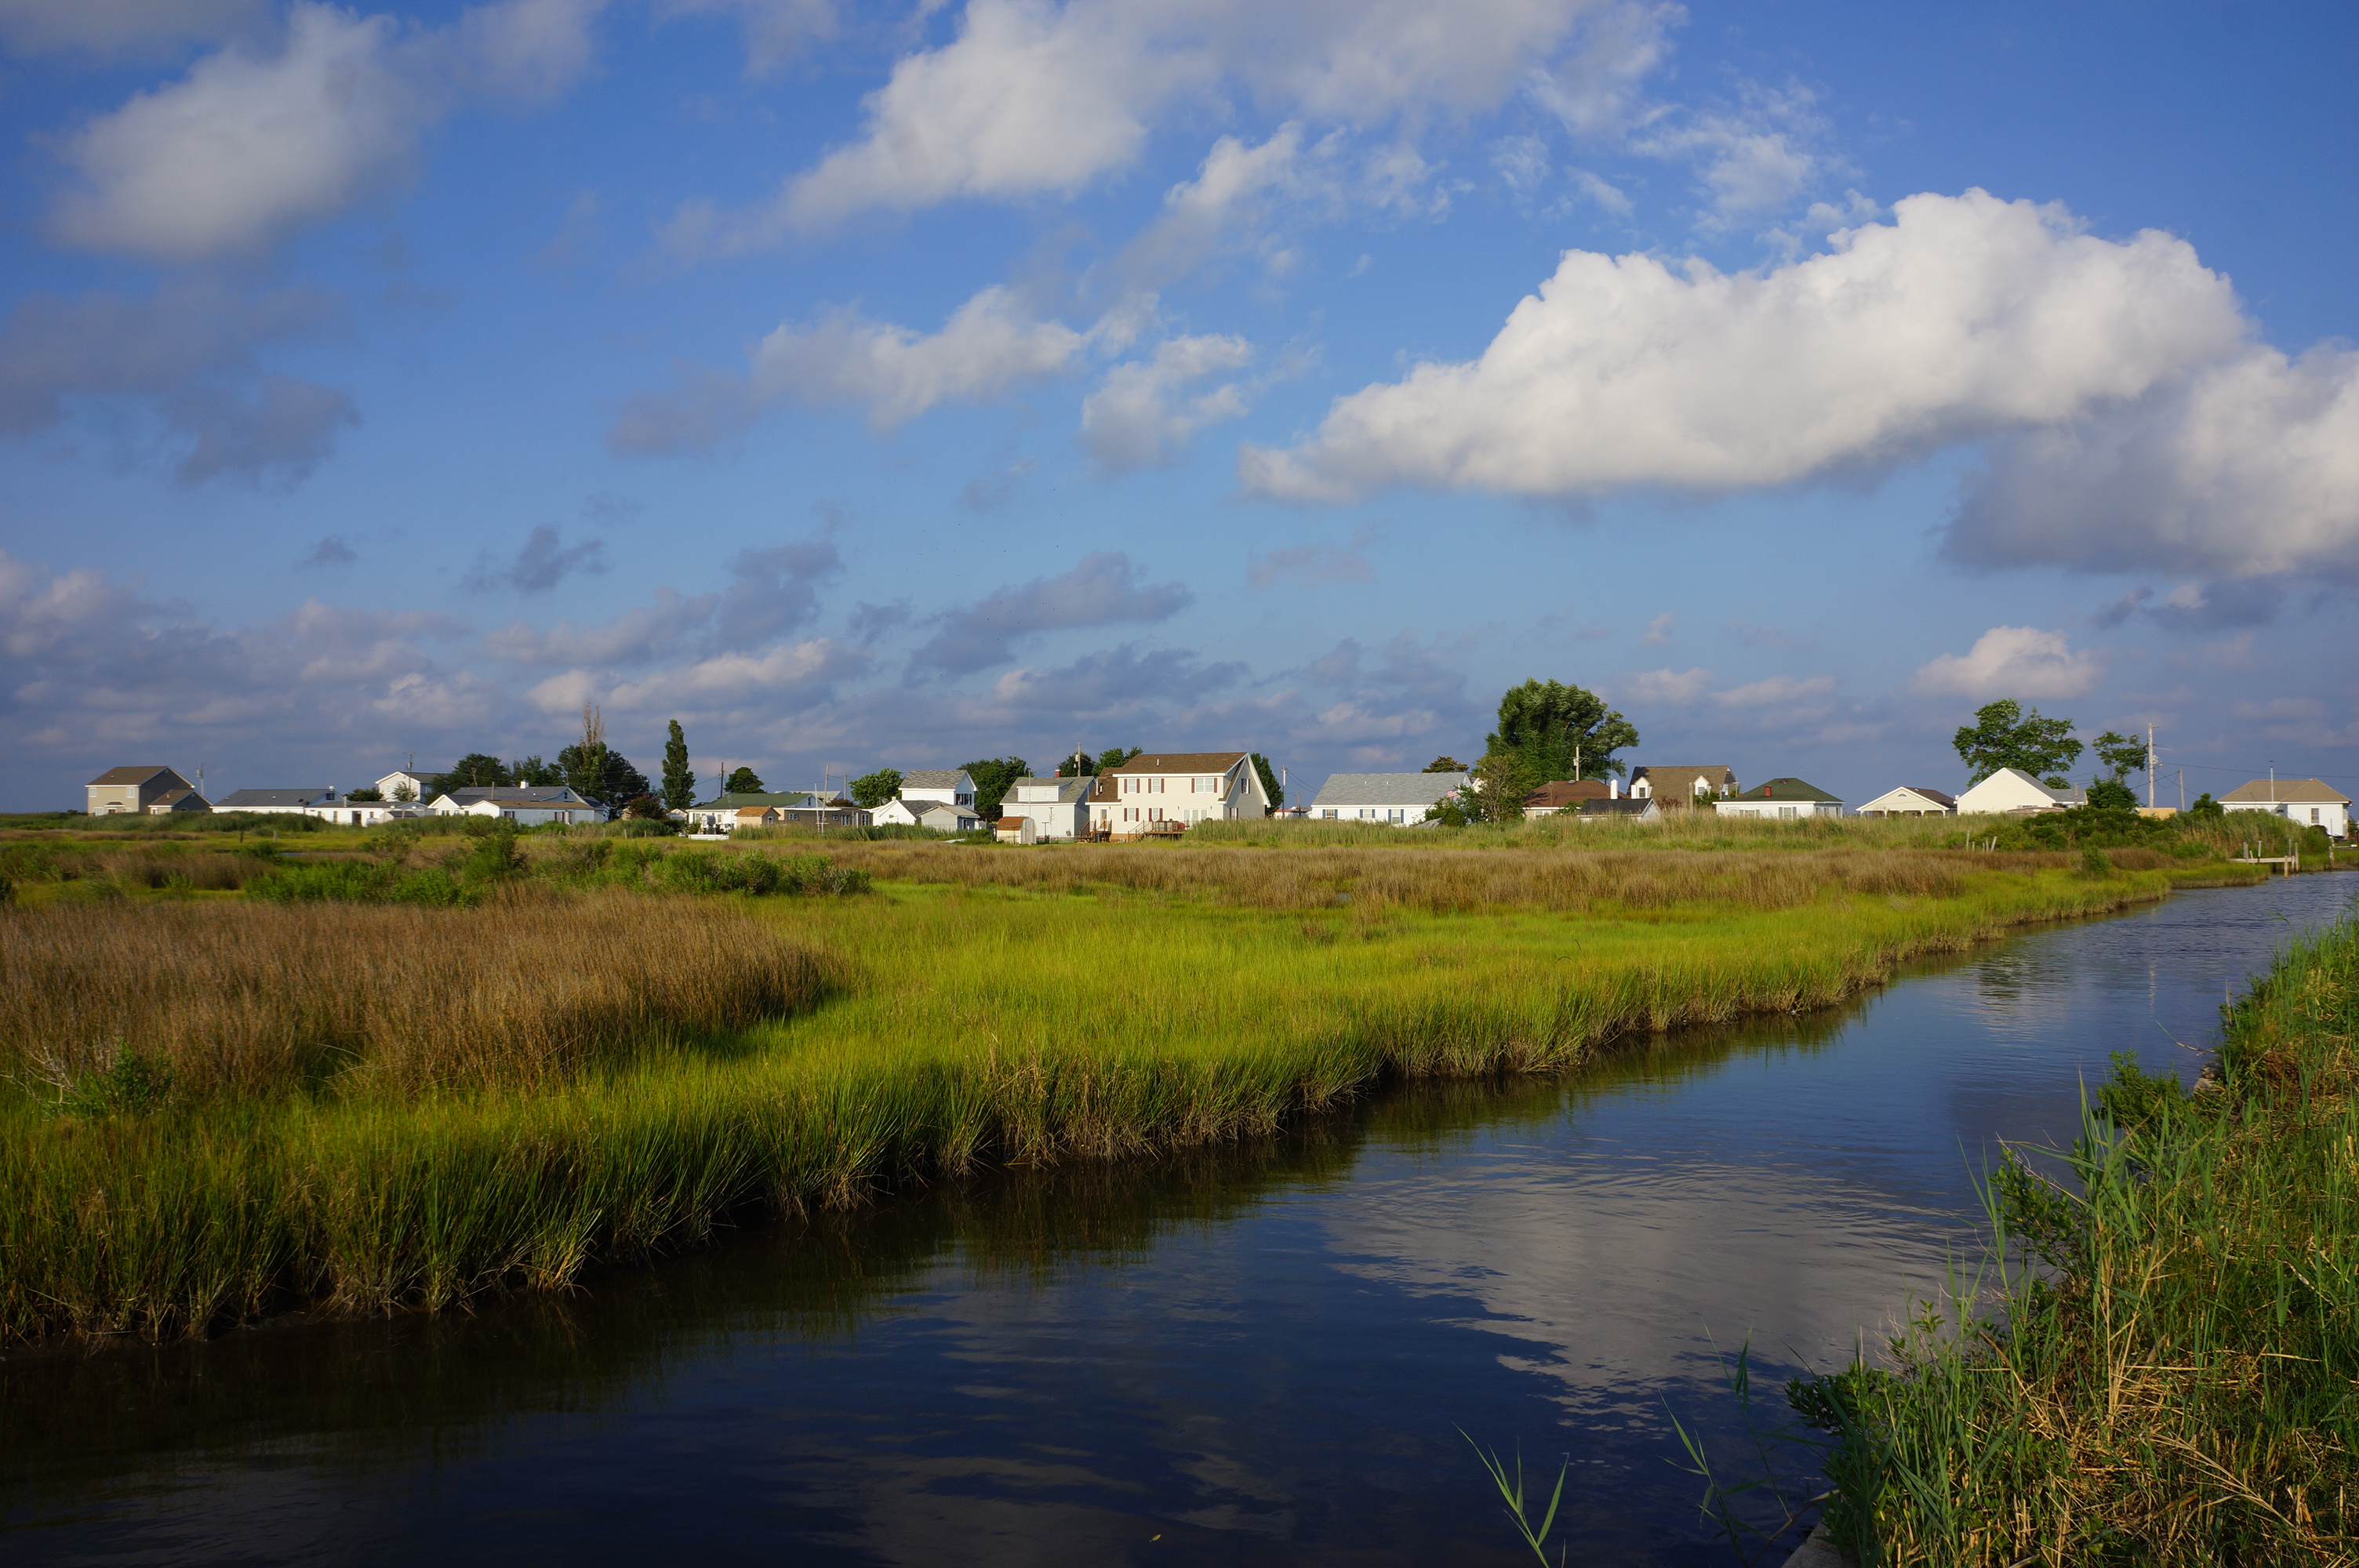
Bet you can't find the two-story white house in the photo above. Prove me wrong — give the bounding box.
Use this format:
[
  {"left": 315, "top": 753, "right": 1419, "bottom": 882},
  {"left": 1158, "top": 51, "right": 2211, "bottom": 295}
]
[
  {"left": 1089, "top": 752, "right": 1270, "bottom": 838},
  {"left": 375, "top": 769, "right": 439, "bottom": 804},
  {"left": 1955, "top": 768, "right": 2084, "bottom": 815},
  {"left": 998, "top": 775, "right": 1095, "bottom": 840},
  {"left": 896, "top": 769, "right": 975, "bottom": 809},
  {"left": 2219, "top": 778, "right": 2350, "bottom": 837},
  {"left": 1310, "top": 771, "right": 1469, "bottom": 823}
]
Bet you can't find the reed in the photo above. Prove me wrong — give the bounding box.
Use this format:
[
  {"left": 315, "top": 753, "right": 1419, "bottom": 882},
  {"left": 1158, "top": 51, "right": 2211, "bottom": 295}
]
[
  {"left": 1792, "top": 913, "right": 2359, "bottom": 1566},
  {"left": 0, "top": 852, "right": 2252, "bottom": 1346}
]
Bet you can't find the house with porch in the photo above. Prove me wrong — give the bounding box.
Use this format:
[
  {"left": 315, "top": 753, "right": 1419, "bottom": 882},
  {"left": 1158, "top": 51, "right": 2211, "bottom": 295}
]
[
  {"left": 1311, "top": 770, "right": 1470, "bottom": 823},
  {"left": 1857, "top": 786, "right": 1956, "bottom": 817},
  {"left": 1714, "top": 777, "right": 1843, "bottom": 819},
  {"left": 1089, "top": 751, "right": 1270, "bottom": 838}
]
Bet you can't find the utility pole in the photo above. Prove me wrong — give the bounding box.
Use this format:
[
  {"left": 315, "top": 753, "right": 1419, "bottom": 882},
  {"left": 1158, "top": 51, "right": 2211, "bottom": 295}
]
[
  {"left": 2146, "top": 724, "right": 2156, "bottom": 809},
  {"left": 2178, "top": 768, "right": 2184, "bottom": 811}
]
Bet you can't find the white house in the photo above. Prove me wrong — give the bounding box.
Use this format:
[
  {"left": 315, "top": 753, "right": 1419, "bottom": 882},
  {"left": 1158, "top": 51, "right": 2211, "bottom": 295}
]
[
  {"left": 1575, "top": 797, "right": 1659, "bottom": 823},
  {"left": 214, "top": 787, "right": 338, "bottom": 817},
  {"left": 1714, "top": 777, "right": 1843, "bottom": 819},
  {"left": 304, "top": 800, "right": 430, "bottom": 828},
  {"left": 1311, "top": 771, "right": 1470, "bottom": 824},
  {"left": 2219, "top": 778, "right": 2350, "bottom": 837},
  {"left": 1089, "top": 751, "right": 1270, "bottom": 838},
  {"left": 1858, "top": 786, "right": 1957, "bottom": 817},
  {"left": 871, "top": 796, "right": 980, "bottom": 831},
  {"left": 1627, "top": 765, "right": 1740, "bottom": 808},
  {"left": 896, "top": 768, "right": 976, "bottom": 808},
  {"left": 1955, "top": 768, "right": 2084, "bottom": 815},
  {"left": 998, "top": 775, "right": 1095, "bottom": 840},
  {"left": 431, "top": 786, "right": 602, "bottom": 826},
  {"left": 374, "top": 769, "right": 438, "bottom": 804}
]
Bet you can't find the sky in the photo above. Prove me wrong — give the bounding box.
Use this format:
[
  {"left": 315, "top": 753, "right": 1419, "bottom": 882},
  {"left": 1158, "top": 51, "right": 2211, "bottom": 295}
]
[{"left": 1, "top": 0, "right": 2354, "bottom": 811}]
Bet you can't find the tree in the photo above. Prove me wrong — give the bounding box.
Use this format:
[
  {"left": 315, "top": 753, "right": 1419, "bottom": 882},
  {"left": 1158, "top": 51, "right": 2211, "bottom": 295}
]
[
  {"left": 560, "top": 705, "right": 610, "bottom": 805},
  {"left": 2092, "top": 729, "right": 2146, "bottom": 784},
  {"left": 2186, "top": 792, "right": 2224, "bottom": 821},
  {"left": 2086, "top": 778, "right": 2139, "bottom": 812},
  {"left": 346, "top": 786, "right": 384, "bottom": 802},
  {"left": 1469, "top": 750, "right": 1542, "bottom": 822},
  {"left": 1056, "top": 748, "right": 1096, "bottom": 777},
  {"left": 662, "top": 720, "right": 694, "bottom": 811},
  {"left": 1423, "top": 756, "right": 1468, "bottom": 773},
  {"left": 961, "top": 757, "right": 1031, "bottom": 820},
  {"left": 1486, "top": 679, "right": 1638, "bottom": 782},
  {"left": 387, "top": 779, "right": 417, "bottom": 803},
  {"left": 849, "top": 768, "right": 904, "bottom": 809},
  {"left": 1251, "top": 753, "right": 1282, "bottom": 809},
  {"left": 621, "top": 793, "right": 666, "bottom": 819},
  {"left": 442, "top": 753, "right": 511, "bottom": 789},
  {"left": 1952, "top": 699, "right": 2082, "bottom": 786},
  {"left": 1096, "top": 746, "right": 1142, "bottom": 773},
  {"left": 509, "top": 754, "right": 564, "bottom": 787},
  {"left": 723, "top": 766, "right": 765, "bottom": 794}
]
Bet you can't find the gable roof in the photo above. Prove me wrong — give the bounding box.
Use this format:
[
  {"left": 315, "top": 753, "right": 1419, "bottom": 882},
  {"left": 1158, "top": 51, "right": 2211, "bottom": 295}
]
[
  {"left": 1579, "top": 797, "right": 1656, "bottom": 816},
  {"left": 899, "top": 769, "right": 971, "bottom": 790},
  {"left": 1312, "top": 771, "right": 1468, "bottom": 808},
  {"left": 1104, "top": 751, "right": 1251, "bottom": 774},
  {"left": 1865, "top": 785, "right": 1956, "bottom": 808},
  {"left": 909, "top": 800, "right": 973, "bottom": 819},
  {"left": 1008, "top": 775, "right": 1094, "bottom": 803},
  {"left": 1732, "top": 776, "right": 1842, "bottom": 804},
  {"left": 87, "top": 766, "right": 183, "bottom": 787},
  {"left": 215, "top": 788, "right": 335, "bottom": 808},
  {"left": 695, "top": 791, "right": 823, "bottom": 809},
  {"left": 2220, "top": 778, "right": 2350, "bottom": 805},
  {"left": 1524, "top": 779, "right": 1612, "bottom": 811},
  {"left": 1630, "top": 765, "right": 1738, "bottom": 799},
  {"left": 1962, "top": 768, "right": 2083, "bottom": 806},
  {"left": 442, "top": 786, "right": 586, "bottom": 804}
]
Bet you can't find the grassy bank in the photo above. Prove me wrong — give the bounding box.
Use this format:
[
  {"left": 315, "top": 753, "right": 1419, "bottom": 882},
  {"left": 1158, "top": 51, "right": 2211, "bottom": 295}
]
[
  {"left": 1791, "top": 910, "right": 2359, "bottom": 1566},
  {"left": 0, "top": 844, "right": 2257, "bottom": 1347}
]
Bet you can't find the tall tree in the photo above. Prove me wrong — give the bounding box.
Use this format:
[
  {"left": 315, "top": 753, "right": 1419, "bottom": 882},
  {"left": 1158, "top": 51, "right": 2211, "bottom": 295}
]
[
  {"left": 508, "top": 754, "right": 564, "bottom": 787},
  {"left": 849, "top": 768, "right": 904, "bottom": 809},
  {"left": 1250, "top": 753, "right": 1282, "bottom": 808},
  {"left": 1953, "top": 699, "right": 2083, "bottom": 786},
  {"left": 1423, "top": 756, "right": 1468, "bottom": 773},
  {"left": 442, "top": 753, "right": 511, "bottom": 790},
  {"left": 662, "top": 720, "right": 694, "bottom": 810},
  {"left": 2092, "top": 729, "right": 2146, "bottom": 784},
  {"left": 960, "top": 757, "right": 1030, "bottom": 820},
  {"left": 560, "top": 704, "right": 609, "bottom": 804},
  {"left": 1485, "top": 680, "right": 1638, "bottom": 782},
  {"left": 1469, "top": 750, "right": 1541, "bottom": 822},
  {"left": 1096, "top": 746, "right": 1143, "bottom": 773},
  {"left": 723, "top": 766, "right": 765, "bottom": 794},
  {"left": 1055, "top": 748, "right": 1096, "bottom": 777}
]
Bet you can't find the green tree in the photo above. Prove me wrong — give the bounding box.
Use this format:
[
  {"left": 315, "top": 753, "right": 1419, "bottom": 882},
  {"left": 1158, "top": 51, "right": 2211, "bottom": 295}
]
[
  {"left": 621, "top": 793, "right": 667, "bottom": 819},
  {"left": 662, "top": 720, "right": 694, "bottom": 811},
  {"left": 2087, "top": 778, "right": 2139, "bottom": 812},
  {"left": 961, "top": 757, "right": 1031, "bottom": 820},
  {"left": 1470, "top": 750, "right": 1542, "bottom": 822},
  {"left": 1251, "top": 753, "right": 1282, "bottom": 808},
  {"left": 346, "top": 786, "right": 384, "bottom": 801},
  {"left": 2092, "top": 729, "right": 2147, "bottom": 783},
  {"left": 1423, "top": 756, "right": 1468, "bottom": 773},
  {"left": 1486, "top": 679, "right": 1638, "bottom": 782},
  {"left": 508, "top": 754, "right": 564, "bottom": 787},
  {"left": 723, "top": 766, "right": 765, "bottom": 794},
  {"left": 2186, "top": 791, "right": 2224, "bottom": 821},
  {"left": 1056, "top": 748, "right": 1096, "bottom": 777},
  {"left": 1096, "top": 745, "right": 1143, "bottom": 773},
  {"left": 387, "top": 779, "right": 418, "bottom": 802},
  {"left": 442, "top": 753, "right": 511, "bottom": 789},
  {"left": 849, "top": 768, "right": 904, "bottom": 809},
  {"left": 1951, "top": 699, "right": 2083, "bottom": 785}
]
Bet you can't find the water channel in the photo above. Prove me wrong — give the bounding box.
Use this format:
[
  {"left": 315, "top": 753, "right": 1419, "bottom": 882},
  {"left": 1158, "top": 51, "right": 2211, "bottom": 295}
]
[{"left": 6, "top": 874, "right": 2354, "bottom": 1566}]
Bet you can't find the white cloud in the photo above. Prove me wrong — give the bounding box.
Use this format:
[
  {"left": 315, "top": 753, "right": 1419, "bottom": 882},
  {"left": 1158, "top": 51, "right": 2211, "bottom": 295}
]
[
  {"left": 1639, "top": 611, "right": 1674, "bottom": 645},
  {"left": 1948, "top": 343, "right": 2359, "bottom": 583},
  {"left": 48, "top": 0, "right": 602, "bottom": 260},
  {"left": 674, "top": 0, "right": 1673, "bottom": 244},
  {"left": 1241, "top": 190, "right": 2248, "bottom": 503},
  {"left": 611, "top": 285, "right": 1092, "bottom": 451},
  {"left": 598, "top": 639, "right": 869, "bottom": 711},
  {"left": 911, "top": 550, "right": 1192, "bottom": 673},
  {"left": 1115, "top": 125, "right": 1311, "bottom": 289},
  {"left": 656, "top": 0, "right": 834, "bottom": 74},
  {"left": 1711, "top": 673, "right": 1836, "bottom": 709},
  {"left": 1621, "top": 667, "right": 1710, "bottom": 704},
  {"left": 1631, "top": 82, "right": 1831, "bottom": 230},
  {"left": 1909, "top": 626, "right": 2102, "bottom": 701},
  {"left": 1080, "top": 333, "right": 1255, "bottom": 470}
]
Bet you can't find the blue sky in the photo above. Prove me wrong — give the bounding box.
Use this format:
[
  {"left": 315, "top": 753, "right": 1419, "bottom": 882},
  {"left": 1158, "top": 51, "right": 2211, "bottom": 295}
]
[{"left": 2, "top": 0, "right": 2354, "bottom": 808}]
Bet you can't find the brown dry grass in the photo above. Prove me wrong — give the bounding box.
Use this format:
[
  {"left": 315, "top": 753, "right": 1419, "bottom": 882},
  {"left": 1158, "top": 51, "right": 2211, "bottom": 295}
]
[{"left": 0, "top": 891, "right": 837, "bottom": 1098}]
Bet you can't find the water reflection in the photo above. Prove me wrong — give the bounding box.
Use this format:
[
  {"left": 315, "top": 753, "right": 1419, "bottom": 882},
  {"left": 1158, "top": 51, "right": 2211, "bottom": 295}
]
[{"left": 5, "top": 877, "right": 2352, "bottom": 1566}]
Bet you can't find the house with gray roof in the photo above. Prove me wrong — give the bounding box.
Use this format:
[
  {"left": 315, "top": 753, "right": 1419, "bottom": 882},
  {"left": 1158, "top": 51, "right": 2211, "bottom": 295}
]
[
  {"left": 431, "top": 786, "right": 602, "bottom": 826},
  {"left": 1310, "top": 771, "right": 1470, "bottom": 825},
  {"left": 896, "top": 768, "right": 976, "bottom": 808},
  {"left": 213, "top": 787, "right": 336, "bottom": 816},
  {"left": 998, "top": 775, "right": 1094, "bottom": 840},
  {"left": 87, "top": 766, "right": 208, "bottom": 816},
  {"left": 1714, "top": 777, "right": 1844, "bottom": 820}
]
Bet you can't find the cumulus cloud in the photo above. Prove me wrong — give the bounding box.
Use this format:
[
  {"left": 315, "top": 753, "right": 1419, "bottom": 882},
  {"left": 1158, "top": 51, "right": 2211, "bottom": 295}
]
[
  {"left": 1080, "top": 333, "right": 1255, "bottom": 470},
  {"left": 1619, "top": 667, "right": 1710, "bottom": 705},
  {"left": 1114, "top": 125, "right": 1314, "bottom": 290},
  {"left": 1241, "top": 190, "right": 2248, "bottom": 503},
  {"left": 989, "top": 644, "right": 1241, "bottom": 715},
  {"left": 484, "top": 535, "right": 841, "bottom": 662},
  {"left": 2093, "top": 579, "right": 2290, "bottom": 634},
  {"left": 611, "top": 285, "right": 1092, "bottom": 452},
  {"left": 1947, "top": 343, "right": 2359, "bottom": 583},
  {"left": 1910, "top": 626, "right": 2103, "bottom": 701},
  {"left": 48, "top": 0, "right": 602, "bottom": 260},
  {"left": 669, "top": 0, "right": 1672, "bottom": 245},
  {"left": 0, "top": 282, "right": 358, "bottom": 485},
  {"left": 910, "top": 550, "right": 1191, "bottom": 673},
  {"left": 594, "top": 638, "right": 869, "bottom": 713}
]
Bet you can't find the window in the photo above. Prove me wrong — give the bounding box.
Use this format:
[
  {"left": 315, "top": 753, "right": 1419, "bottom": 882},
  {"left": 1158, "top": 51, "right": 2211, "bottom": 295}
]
[
  {"left": 2312, "top": 808, "right": 2321, "bottom": 824},
  {"left": 1388, "top": 809, "right": 1404, "bottom": 823},
  {"left": 1321, "top": 809, "right": 1336, "bottom": 819},
  {"left": 1778, "top": 806, "right": 1797, "bottom": 819}
]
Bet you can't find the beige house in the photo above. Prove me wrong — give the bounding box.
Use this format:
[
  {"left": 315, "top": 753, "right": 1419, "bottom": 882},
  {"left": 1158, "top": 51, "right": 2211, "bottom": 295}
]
[
  {"left": 1627, "top": 765, "right": 1739, "bottom": 807},
  {"left": 1956, "top": 768, "right": 2084, "bottom": 815},
  {"left": 86, "top": 766, "right": 208, "bottom": 816},
  {"left": 1089, "top": 751, "right": 1270, "bottom": 838},
  {"left": 1858, "top": 786, "right": 1956, "bottom": 817},
  {"left": 2219, "top": 778, "right": 2350, "bottom": 837}
]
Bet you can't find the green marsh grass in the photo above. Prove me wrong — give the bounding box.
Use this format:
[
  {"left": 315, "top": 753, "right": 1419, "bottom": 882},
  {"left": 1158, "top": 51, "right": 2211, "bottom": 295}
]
[
  {"left": 0, "top": 844, "right": 2260, "bottom": 1346},
  {"left": 1790, "top": 910, "right": 2359, "bottom": 1566}
]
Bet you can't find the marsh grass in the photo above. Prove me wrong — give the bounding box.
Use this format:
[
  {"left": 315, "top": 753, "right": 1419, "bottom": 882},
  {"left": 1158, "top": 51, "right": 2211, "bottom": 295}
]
[
  {"left": 1790, "top": 913, "right": 2359, "bottom": 1566},
  {"left": 0, "top": 850, "right": 2251, "bottom": 1347}
]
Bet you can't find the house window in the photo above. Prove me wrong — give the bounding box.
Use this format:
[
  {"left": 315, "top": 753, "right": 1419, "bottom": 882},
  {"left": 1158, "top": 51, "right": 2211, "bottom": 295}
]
[
  {"left": 1321, "top": 809, "right": 1336, "bottom": 819},
  {"left": 2312, "top": 808, "right": 2321, "bottom": 824},
  {"left": 1388, "top": 809, "right": 1404, "bottom": 823},
  {"left": 1778, "top": 806, "right": 1798, "bottom": 819}
]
